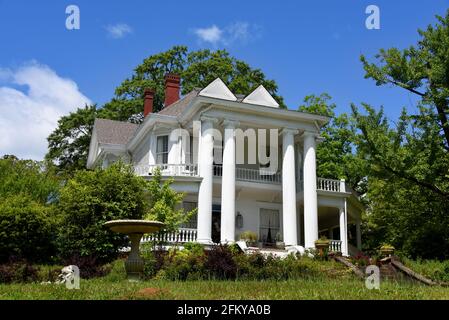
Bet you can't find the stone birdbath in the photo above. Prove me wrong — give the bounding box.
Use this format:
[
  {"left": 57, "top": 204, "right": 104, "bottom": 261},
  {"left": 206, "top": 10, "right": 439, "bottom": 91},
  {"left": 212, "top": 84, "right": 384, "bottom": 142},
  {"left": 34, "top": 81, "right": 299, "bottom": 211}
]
[{"left": 104, "top": 220, "right": 164, "bottom": 281}]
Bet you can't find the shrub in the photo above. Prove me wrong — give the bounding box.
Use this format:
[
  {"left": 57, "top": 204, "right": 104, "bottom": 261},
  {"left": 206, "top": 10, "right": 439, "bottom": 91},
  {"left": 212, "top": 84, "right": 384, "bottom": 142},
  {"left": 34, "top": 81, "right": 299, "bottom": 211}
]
[
  {"left": 63, "top": 254, "right": 111, "bottom": 279},
  {"left": 204, "top": 245, "right": 237, "bottom": 280},
  {"left": 159, "top": 247, "right": 206, "bottom": 280},
  {"left": 56, "top": 162, "right": 150, "bottom": 263},
  {"left": 0, "top": 259, "right": 39, "bottom": 284},
  {"left": 0, "top": 195, "right": 57, "bottom": 263}
]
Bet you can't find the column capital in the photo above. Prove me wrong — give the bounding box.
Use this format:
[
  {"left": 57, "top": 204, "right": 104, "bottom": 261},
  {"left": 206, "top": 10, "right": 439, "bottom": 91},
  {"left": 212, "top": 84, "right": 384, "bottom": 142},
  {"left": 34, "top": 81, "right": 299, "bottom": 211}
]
[
  {"left": 302, "top": 131, "right": 319, "bottom": 138},
  {"left": 222, "top": 119, "right": 240, "bottom": 129},
  {"left": 281, "top": 128, "right": 299, "bottom": 136},
  {"left": 200, "top": 115, "right": 219, "bottom": 124}
]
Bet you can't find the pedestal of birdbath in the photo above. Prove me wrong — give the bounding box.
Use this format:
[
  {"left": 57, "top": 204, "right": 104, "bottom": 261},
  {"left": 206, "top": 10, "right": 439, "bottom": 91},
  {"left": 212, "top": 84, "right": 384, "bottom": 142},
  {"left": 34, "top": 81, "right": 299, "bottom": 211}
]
[{"left": 104, "top": 220, "right": 164, "bottom": 281}]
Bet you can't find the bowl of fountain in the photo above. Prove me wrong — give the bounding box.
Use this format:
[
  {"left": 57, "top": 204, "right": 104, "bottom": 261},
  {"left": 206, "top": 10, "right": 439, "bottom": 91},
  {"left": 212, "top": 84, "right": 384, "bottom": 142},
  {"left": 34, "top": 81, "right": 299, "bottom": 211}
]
[{"left": 104, "top": 219, "right": 164, "bottom": 281}]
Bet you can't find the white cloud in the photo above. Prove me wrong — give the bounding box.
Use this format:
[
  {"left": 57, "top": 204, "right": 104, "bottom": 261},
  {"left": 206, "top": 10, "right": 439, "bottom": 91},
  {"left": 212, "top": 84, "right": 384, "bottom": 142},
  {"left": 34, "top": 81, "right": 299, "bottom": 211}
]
[
  {"left": 193, "top": 22, "right": 261, "bottom": 46},
  {"left": 105, "top": 23, "right": 133, "bottom": 39},
  {"left": 0, "top": 62, "right": 91, "bottom": 160},
  {"left": 194, "top": 25, "right": 223, "bottom": 44}
]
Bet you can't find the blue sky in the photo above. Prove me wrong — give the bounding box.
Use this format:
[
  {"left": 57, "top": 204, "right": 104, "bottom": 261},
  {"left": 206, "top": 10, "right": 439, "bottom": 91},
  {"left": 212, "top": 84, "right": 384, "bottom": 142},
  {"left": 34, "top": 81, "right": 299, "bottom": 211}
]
[{"left": 0, "top": 0, "right": 448, "bottom": 159}]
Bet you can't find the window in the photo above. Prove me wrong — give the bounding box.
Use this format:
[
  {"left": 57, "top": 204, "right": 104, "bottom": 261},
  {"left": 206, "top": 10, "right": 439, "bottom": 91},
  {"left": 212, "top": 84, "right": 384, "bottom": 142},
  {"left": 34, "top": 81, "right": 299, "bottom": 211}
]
[
  {"left": 181, "top": 202, "right": 197, "bottom": 229},
  {"left": 259, "top": 209, "right": 280, "bottom": 244},
  {"left": 156, "top": 135, "right": 169, "bottom": 164}
]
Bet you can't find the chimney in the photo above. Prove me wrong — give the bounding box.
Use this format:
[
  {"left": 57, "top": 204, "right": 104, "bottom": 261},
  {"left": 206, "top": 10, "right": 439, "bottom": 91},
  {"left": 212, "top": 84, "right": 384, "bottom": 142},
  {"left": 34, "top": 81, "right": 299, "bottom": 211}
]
[
  {"left": 143, "top": 88, "right": 155, "bottom": 117},
  {"left": 164, "top": 73, "right": 180, "bottom": 107}
]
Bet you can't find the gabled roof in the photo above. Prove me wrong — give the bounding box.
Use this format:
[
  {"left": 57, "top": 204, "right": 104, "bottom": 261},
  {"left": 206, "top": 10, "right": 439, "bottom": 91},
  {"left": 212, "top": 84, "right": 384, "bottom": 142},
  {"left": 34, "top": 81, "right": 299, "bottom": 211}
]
[
  {"left": 242, "top": 85, "right": 280, "bottom": 108},
  {"left": 94, "top": 118, "right": 138, "bottom": 145},
  {"left": 198, "top": 78, "right": 237, "bottom": 101}
]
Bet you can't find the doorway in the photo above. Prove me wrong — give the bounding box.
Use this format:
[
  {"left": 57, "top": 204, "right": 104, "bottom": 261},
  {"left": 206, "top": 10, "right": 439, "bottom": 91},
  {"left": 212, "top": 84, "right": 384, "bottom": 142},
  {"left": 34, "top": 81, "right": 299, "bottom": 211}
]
[{"left": 211, "top": 204, "right": 221, "bottom": 243}]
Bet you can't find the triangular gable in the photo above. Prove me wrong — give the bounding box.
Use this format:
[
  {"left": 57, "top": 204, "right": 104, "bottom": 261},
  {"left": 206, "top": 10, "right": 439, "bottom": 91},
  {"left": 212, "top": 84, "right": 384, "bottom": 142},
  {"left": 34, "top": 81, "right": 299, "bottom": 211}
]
[
  {"left": 199, "top": 78, "right": 237, "bottom": 101},
  {"left": 242, "top": 85, "right": 279, "bottom": 108}
]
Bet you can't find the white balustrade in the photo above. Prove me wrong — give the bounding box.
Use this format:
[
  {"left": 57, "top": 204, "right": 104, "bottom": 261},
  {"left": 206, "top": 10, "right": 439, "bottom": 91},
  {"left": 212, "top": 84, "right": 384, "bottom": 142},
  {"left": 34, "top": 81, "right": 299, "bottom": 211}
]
[
  {"left": 317, "top": 178, "right": 341, "bottom": 192},
  {"left": 134, "top": 164, "right": 198, "bottom": 177},
  {"left": 142, "top": 228, "right": 198, "bottom": 244},
  {"left": 329, "top": 240, "right": 342, "bottom": 253},
  {"left": 213, "top": 165, "right": 282, "bottom": 184}
]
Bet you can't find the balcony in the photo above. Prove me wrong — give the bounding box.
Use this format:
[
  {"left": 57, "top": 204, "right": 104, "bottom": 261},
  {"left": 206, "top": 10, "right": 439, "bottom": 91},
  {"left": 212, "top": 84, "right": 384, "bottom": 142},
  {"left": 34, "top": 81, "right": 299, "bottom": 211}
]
[{"left": 134, "top": 164, "right": 350, "bottom": 194}]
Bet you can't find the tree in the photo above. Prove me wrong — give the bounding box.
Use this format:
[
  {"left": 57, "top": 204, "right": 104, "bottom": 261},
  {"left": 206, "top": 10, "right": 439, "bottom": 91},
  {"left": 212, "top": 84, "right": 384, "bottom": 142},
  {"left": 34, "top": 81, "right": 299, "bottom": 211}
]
[
  {"left": 46, "top": 46, "right": 284, "bottom": 174},
  {"left": 355, "top": 11, "right": 449, "bottom": 259},
  {"left": 56, "top": 162, "right": 150, "bottom": 262},
  {"left": 144, "top": 168, "right": 196, "bottom": 233},
  {"left": 298, "top": 94, "right": 366, "bottom": 192},
  {"left": 361, "top": 9, "right": 449, "bottom": 150}
]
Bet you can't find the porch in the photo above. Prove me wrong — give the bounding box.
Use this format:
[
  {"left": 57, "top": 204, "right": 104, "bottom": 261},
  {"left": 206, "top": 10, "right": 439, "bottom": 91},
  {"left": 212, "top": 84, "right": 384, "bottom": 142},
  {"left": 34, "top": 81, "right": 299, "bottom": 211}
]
[{"left": 141, "top": 227, "right": 344, "bottom": 254}]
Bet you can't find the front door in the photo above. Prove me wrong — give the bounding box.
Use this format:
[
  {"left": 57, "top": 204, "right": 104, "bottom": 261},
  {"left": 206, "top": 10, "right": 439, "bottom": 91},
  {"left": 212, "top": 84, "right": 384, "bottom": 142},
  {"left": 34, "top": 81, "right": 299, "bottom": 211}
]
[{"left": 212, "top": 204, "right": 221, "bottom": 243}]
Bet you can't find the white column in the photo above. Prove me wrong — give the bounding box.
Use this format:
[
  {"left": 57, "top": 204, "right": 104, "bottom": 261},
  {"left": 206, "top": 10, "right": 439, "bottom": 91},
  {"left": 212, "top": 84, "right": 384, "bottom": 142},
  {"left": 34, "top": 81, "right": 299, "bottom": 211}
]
[
  {"left": 282, "top": 128, "right": 298, "bottom": 246},
  {"left": 339, "top": 200, "right": 349, "bottom": 256},
  {"left": 356, "top": 219, "right": 362, "bottom": 250},
  {"left": 221, "top": 120, "right": 238, "bottom": 243},
  {"left": 197, "top": 118, "right": 214, "bottom": 244},
  {"left": 303, "top": 132, "right": 318, "bottom": 249}
]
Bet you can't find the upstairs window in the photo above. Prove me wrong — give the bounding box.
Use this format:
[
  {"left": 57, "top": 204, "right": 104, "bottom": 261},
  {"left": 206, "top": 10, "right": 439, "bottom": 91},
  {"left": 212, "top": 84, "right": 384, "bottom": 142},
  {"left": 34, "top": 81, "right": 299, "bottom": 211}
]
[{"left": 156, "top": 135, "right": 169, "bottom": 164}]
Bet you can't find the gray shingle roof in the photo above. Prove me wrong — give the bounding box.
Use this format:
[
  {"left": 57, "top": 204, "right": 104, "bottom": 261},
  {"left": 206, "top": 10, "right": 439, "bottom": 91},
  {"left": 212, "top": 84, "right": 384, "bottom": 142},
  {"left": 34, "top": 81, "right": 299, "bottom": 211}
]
[
  {"left": 94, "top": 118, "right": 138, "bottom": 145},
  {"left": 158, "top": 89, "right": 199, "bottom": 117}
]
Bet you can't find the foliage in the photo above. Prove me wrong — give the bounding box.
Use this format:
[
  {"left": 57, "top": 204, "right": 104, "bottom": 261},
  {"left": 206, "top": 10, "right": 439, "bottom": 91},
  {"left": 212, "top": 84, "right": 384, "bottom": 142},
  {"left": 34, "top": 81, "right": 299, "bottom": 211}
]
[
  {"left": 0, "top": 259, "right": 39, "bottom": 284},
  {"left": 239, "top": 231, "right": 258, "bottom": 242},
  {"left": 0, "top": 156, "right": 60, "bottom": 204},
  {"left": 204, "top": 245, "right": 237, "bottom": 280},
  {"left": 0, "top": 195, "right": 57, "bottom": 263},
  {"left": 355, "top": 11, "right": 449, "bottom": 259},
  {"left": 56, "top": 162, "right": 150, "bottom": 263},
  {"left": 403, "top": 258, "right": 449, "bottom": 282},
  {"left": 144, "top": 168, "right": 196, "bottom": 232},
  {"left": 46, "top": 46, "right": 284, "bottom": 174}
]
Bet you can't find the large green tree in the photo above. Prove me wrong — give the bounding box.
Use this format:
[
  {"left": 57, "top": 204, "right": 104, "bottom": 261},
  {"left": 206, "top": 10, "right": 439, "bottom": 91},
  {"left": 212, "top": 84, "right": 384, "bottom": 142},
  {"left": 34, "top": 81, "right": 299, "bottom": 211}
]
[
  {"left": 355, "top": 10, "right": 449, "bottom": 259},
  {"left": 46, "top": 46, "right": 284, "bottom": 174}
]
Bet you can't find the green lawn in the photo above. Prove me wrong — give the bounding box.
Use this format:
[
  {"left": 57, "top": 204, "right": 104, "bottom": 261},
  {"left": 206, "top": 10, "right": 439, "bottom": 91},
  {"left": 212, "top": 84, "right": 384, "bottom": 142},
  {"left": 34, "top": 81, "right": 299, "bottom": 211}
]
[{"left": 1, "top": 278, "right": 449, "bottom": 300}]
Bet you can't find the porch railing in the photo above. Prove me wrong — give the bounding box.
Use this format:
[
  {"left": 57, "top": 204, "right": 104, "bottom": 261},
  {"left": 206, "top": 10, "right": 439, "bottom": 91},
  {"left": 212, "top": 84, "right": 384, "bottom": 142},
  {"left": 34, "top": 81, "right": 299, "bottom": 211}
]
[
  {"left": 142, "top": 228, "right": 198, "bottom": 244},
  {"left": 329, "top": 239, "right": 342, "bottom": 253},
  {"left": 214, "top": 165, "right": 282, "bottom": 184},
  {"left": 134, "top": 164, "right": 348, "bottom": 193},
  {"left": 317, "top": 178, "right": 341, "bottom": 192},
  {"left": 135, "top": 164, "right": 198, "bottom": 177}
]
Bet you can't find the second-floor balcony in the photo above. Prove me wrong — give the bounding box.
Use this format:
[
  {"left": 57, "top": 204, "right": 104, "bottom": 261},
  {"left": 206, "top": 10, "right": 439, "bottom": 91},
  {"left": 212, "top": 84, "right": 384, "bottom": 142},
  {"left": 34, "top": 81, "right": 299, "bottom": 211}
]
[{"left": 134, "top": 164, "right": 351, "bottom": 194}]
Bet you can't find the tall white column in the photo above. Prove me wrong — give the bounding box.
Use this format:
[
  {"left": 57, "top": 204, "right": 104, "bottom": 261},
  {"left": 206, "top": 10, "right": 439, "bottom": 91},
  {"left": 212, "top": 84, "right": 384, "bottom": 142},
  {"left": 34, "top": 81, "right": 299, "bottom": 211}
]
[
  {"left": 197, "top": 118, "right": 214, "bottom": 244},
  {"left": 356, "top": 219, "right": 362, "bottom": 250},
  {"left": 339, "top": 201, "right": 349, "bottom": 256},
  {"left": 303, "top": 132, "right": 318, "bottom": 249},
  {"left": 282, "top": 128, "right": 298, "bottom": 246},
  {"left": 221, "top": 120, "right": 238, "bottom": 243}
]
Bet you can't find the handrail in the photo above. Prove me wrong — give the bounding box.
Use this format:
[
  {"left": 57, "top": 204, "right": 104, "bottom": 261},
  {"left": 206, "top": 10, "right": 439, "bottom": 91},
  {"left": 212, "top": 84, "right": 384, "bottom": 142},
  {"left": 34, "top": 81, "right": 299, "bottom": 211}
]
[
  {"left": 214, "top": 165, "right": 282, "bottom": 184},
  {"left": 134, "top": 164, "right": 198, "bottom": 177}
]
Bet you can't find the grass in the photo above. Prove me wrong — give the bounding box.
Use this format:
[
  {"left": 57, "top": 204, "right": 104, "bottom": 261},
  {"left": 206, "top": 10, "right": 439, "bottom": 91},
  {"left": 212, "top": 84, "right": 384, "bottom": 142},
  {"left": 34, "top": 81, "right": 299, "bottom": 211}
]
[
  {"left": 1, "top": 277, "right": 449, "bottom": 300},
  {"left": 402, "top": 258, "right": 449, "bottom": 282}
]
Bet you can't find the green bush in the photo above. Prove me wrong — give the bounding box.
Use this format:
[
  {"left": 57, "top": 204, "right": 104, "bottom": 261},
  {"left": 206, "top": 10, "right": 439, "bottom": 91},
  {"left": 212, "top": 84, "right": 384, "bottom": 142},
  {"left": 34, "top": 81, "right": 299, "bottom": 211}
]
[
  {"left": 56, "top": 162, "right": 150, "bottom": 263},
  {"left": 0, "top": 195, "right": 57, "bottom": 263},
  {"left": 403, "top": 258, "right": 449, "bottom": 282},
  {"left": 158, "top": 246, "right": 206, "bottom": 280}
]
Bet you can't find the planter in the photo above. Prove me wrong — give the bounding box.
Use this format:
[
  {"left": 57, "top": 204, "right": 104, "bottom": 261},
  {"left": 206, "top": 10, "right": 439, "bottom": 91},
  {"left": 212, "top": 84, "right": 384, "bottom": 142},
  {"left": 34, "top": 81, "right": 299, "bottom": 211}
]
[
  {"left": 314, "top": 240, "right": 330, "bottom": 256},
  {"left": 380, "top": 245, "right": 395, "bottom": 257},
  {"left": 276, "top": 241, "right": 285, "bottom": 249},
  {"left": 104, "top": 220, "right": 164, "bottom": 281}
]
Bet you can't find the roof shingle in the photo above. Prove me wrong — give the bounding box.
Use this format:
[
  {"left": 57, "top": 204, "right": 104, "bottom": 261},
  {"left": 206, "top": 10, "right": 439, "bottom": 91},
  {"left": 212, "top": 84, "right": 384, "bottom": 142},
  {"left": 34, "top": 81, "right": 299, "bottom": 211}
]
[{"left": 94, "top": 118, "right": 138, "bottom": 145}]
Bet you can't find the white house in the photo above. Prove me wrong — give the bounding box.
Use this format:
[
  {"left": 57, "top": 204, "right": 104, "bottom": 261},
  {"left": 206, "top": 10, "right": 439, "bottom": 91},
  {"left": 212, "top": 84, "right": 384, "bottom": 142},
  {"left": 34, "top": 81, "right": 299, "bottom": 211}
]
[{"left": 87, "top": 74, "right": 363, "bottom": 256}]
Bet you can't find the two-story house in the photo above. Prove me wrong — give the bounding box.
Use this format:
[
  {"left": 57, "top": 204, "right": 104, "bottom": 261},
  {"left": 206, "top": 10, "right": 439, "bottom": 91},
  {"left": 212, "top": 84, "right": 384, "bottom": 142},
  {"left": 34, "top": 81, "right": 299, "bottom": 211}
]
[{"left": 87, "top": 74, "right": 363, "bottom": 256}]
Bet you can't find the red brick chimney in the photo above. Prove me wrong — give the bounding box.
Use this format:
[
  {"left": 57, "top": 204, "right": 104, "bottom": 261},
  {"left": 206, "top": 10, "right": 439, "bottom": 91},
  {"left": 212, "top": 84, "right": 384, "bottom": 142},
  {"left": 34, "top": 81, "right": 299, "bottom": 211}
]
[
  {"left": 164, "top": 74, "right": 180, "bottom": 107},
  {"left": 143, "top": 88, "right": 155, "bottom": 117}
]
